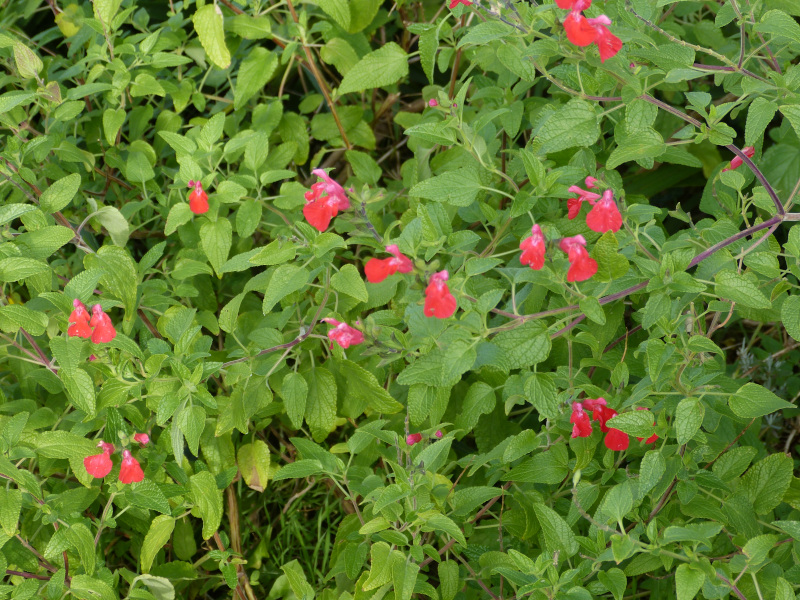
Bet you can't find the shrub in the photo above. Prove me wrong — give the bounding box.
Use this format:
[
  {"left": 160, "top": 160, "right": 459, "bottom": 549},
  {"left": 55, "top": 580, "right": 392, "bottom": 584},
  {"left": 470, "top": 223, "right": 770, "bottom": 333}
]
[{"left": 1, "top": 0, "right": 800, "bottom": 599}]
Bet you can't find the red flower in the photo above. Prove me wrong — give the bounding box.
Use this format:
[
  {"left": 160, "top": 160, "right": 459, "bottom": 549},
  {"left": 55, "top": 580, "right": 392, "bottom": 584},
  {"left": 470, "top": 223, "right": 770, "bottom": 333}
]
[
  {"left": 555, "top": 0, "right": 591, "bottom": 9},
  {"left": 585, "top": 176, "right": 599, "bottom": 188},
  {"left": 566, "top": 184, "right": 600, "bottom": 219},
  {"left": 365, "top": 244, "right": 413, "bottom": 283},
  {"left": 133, "top": 433, "right": 150, "bottom": 445},
  {"left": 424, "top": 270, "right": 457, "bottom": 319},
  {"left": 564, "top": 12, "right": 597, "bottom": 46},
  {"left": 635, "top": 407, "right": 658, "bottom": 444},
  {"left": 722, "top": 146, "right": 755, "bottom": 172},
  {"left": 84, "top": 441, "right": 115, "bottom": 479},
  {"left": 586, "top": 16, "right": 622, "bottom": 62},
  {"left": 570, "top": 402, "right": 593, "bottom": 438},
  {"left": 586, "top": 190, "right": 623, "bottom": 233},
  {"left": 89, "top": 304, "right": 117, "bottom": 344},
  {"left": 449, "top": 0, "right": 472, "bottom": 8},
  {"left": 406, "top": 433, "right": 423, "bottom": 445},
  {"left": 604, "top": 427, "right": 630, "bottom": 451},
  {"left": 428, "top": 99, "right": 439, "bottom": 107},
  {"left": 559, "top": 235, "right": 598, "bottom": 282},
  {"left": 303, "top": 170, "right": 349, "bottom": 232},
  {"left": 323, "top": 318, "right": 364, "bottom": 349},
  {"left": 520, "top": 224, "right": 547, "bottom": 270},
  {"left": 68, "top": 299, "right": 92, "bottom": 338},
  {"left": 119, "top": 450, "right": 144, "bottom": 484},
  {"left": 187, "top": 180, "right": 209, "bottom": 215}
]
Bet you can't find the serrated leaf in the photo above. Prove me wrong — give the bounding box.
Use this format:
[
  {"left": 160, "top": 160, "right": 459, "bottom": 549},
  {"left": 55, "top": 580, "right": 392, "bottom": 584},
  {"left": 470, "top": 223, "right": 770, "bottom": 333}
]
[
  {"left": 410, "top": 167, "right": 482, "bottom": 207},
  {"left": 536, "top": 99, "right": 600, "bottom": 153},
  {"left": 140, "top": 515, "right": 175, "bottom": 573},
  {"left": 304, "top": 368, "right": 337, "bottom": 442},
  {"left": 40, "top": 173, "right": 81, "bottom": 213},
  {"left": 331, "top": 264, "right": 368, "bottom": 303},
  {"left": 675, "top": 397, "right": 704, "bottom": 445},
  {"left": 234, "top": 47, "right": 278, "bottom": 110},
  {"left": 730, "top": 382, "right": 795, "bottom": 418},
  {"left": 282, "top": 372, "right": 308, "bottom": 430},
  {"left": 193, "top": 4, "right": 231, "bottom": 69},
  {"left": 200, "top": 218, "right": 232, "bottom": 277},
  {"left": 532, "top": 503, "right": 578, "bottom": 556},
  {"left": 740, "top": 452, "right": 793, "bottom": 514},
  {"left": 338, "top": 42, "right": 409, "bottom": 95},
  {"left": 675, "top": 564, "right": 704, "bottom": 600},
  {"left": 714, "top": 270, "right": 771, "bottom": 309},
  {"left": 238, "top": 440, "right": 271, "bottom": 492},
  {"left": 189, "top": 471, "right": 222, "bottom": 539}
]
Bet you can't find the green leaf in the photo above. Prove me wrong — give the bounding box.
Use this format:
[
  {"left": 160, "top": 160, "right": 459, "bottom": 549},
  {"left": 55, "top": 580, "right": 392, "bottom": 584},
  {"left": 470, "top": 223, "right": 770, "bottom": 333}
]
[
  {"left": 494, "top": 321, "right": 551, "bottom": 370},
  {"left": 178, "top": 405, "right": 206, "bottom": 456},
  {"left": 304, "top": 368, "right": 337, "bottom": 442},
  {"left": 417, "top": 512, "right": 466, "bottom": 547},
  {"left": 607, "top": 128, "right": 665, "bottom": 170},
  {"left": 0, "top": 304, "right": 49, "bottom": 336},
  {"left": 451, "top": 487, "right": 505, "bottom": 517},
  {"left": 393, "top": 558, "right": 419, "bottom": 600},
  {"left": 754, "top": 10, "right": 800, "bottom": 43},
  {"left": 346, "top": 0, "right": 381, "bottom": 33},
  {"left": 331, "top": 264, "right": 368, "bottom": 303},
  {"left": 740, "top": 452, "right": 793, "bottom": 514},
  {"left": 200, "top": 218, "right": 232, "bottom": 277},
  {"left": 639, "top": 450, "right": 666, "bottom": 495},
  {"left": 238, "top": 440, "right": 271, "bottom": 492},
  {"left": 140, "top": 515, "right": 175, "bottom": 573},
  {"left": 189, "top": 471, "right": 222, "bottom": 539},
  {"left": 782, "top": 295, "right": 800, "bottom": 342},
  {"left": 273, "top": 459, "right": 324, "bottom": 481},
  {"left": 363, "top": 542, "right": 394, "bottom": 590},
  {"left": 455, "top": 381, "right": 495, "bottom": 434},
  {"left": 0, "top": 90, "right": 35, "bottom": 114},
  {"left": 536, "top": 99, "right": 600, "bottom": 154},
  {"left": 193, "top": 4, "right": 231, "bottom": 69},
  {"left": 714, "top": 270, "right": 771, "bottom": 309},
  {"left": 69, "top": 575, "right": 116, "bottom": 600},
  {"left": 13, "top": 41, "right": 42, "bottom": 79},
  {"left": 675, "top": 564, "right": 704, "bottom": 600},
  {"left": 262, "top": 265, "right": 309, "bottom": 313},
  {"left": 0, "top": 488, "right": 21, "bottom": 536},
  {"left": 65, "top": 523, "right": 96, "bottom": 576},
  {"left": 410, "top": 167, "right": 482, "bottom": 207},
  {"left": 775, "top": 577, "right": 794, "bottom": 600},
  {"left": 234, "top": 47, "right": 278, "bottom": 110},
  {"left": 338, "top": 42, "right": 409, "bottom": 95},
  {"left": 93, "top": 206, "right": 130, "bottom": 247},
  {"left": 0, "top": 257, "right": 49, "bottom": 282},
  {"left": 675, "top": 397, "right": 704, "bottom": 445},
  {"left": 439, "top": 561, "right": 459, "bottom": 600},
  {"left": 103, "top": 108, "right": 125, "bottom": 146},
  {"left": 126, "top": 479, "right": 171, "bottom": 515},
  {"left": 93, "top": 0, "right": 121, "bottom": 26},
  {"left": 606, "top": 410, "right": 655, "bottom": 438},
  {"left": 730, "top": 382, "right": 795, "bottom": 418},
  {"left": 532, "top": 503, "right": 578, "bottom": 556},
  {"left": 281, "top": 560, "right": 315, "bottom": 600},
  {"left": 87, "top": 246, "right": 138, "bottom": 324},
  {"left": 524, "top": 372, "right": 559, "bottom": 421},
  {"left": 40, "top": 173, "right": 81, "bottom": 213},
  {"left": 336, "top": 360, "right": 403, "bottom": 414},
  {"left": 0, "top": 204, "right": 36, "bottom": 226},
  {"left": 228, "top": 14, "right": 272, "bottom": 39},
  {"left": 60, "top": 368, "right": 97, "bottom": 418},
  {"left": 281, "top": 372, "right": 308, "bottom": 430},
  {"left": 598, "top": 568, "right": 626, "bottom": 600},
  {"left": 746, "top": 98, "right": 777, "bottom": 146},
  {"left": 165, "top": 203, "right": 193, "bottom": 235},
  {"left": 592, "top": 232, "right": 630, "bottom": 281}
]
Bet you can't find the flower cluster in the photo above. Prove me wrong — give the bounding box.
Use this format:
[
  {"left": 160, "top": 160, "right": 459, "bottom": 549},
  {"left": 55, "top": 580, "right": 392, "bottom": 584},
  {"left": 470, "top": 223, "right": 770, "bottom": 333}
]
[
  {"left": 187, "top": 180, "right": 209, "bottom": 215},
  {"left": 68, "top": 300, "right": 117, "bottom": 344},
  {"left": 83, "top": 436, "right": 149, "bottom": 484},
  {"left": 322, "top": 318, "right": 364, "bottom": 349},
  {"left": 518, "top": 179, "right": 624, "bottom": 282},
  {"left": 303, "top": 169, "right": 350, "bottom": 232},
  {"left": 722, "top": 146, "right": 755, "bottom": 172},
  {"left": 570, "top": 398, "right": 657, "bottom": 451},
  {"left": 424, "top": 270, "right": 457, "bottom": 319},
  {"left": 556, "top": 0, "right": 622, "bottom": 62}
]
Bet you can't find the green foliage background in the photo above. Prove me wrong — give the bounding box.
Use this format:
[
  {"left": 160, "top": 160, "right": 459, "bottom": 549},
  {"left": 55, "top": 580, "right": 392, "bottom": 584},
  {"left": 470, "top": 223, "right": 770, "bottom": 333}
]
[{"left": 1, "top": 0, "right": 800, "bottom": 599}]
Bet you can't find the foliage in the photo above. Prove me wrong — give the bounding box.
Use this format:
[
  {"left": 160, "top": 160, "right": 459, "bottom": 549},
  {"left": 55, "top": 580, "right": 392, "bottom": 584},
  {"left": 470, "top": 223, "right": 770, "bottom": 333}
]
[{"left": 1, "top": 0, "right": 800, "bottom": 599}]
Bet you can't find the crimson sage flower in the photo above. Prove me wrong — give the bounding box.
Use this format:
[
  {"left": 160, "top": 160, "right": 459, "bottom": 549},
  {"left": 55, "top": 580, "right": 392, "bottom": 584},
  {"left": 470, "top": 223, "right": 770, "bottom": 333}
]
[
  {"left": 586, "top": 189, "right": 623, "bottom": 233},
  {"left": 557, "top": 0, "right": 622, "bottom": 63},
  {"left": 84, "top": 441, "right": 115, "bottom": 479},
  {"left": 582, "top": 398, "right": 630, "bottom": 451},
  {"left": 570, "top": 402, "right": 593, "bottom": 438},
  {"left": 187, "top": 180, "right": 209, "bottom": 215},
  {"left": 133, "top": 433, "right": 150, "bottom": 445},
  {"left": 322, "top": 318, "right": 364, "bottom": 349},
  {"left": 303, "top": 169, "right": 349, "bottom": 232},
  {"left": 406, "top": 433, "right": 423, "bottom": 445},
  {"left": 559, "top": 235, "right": 598, "bottom": 282},
  {"left": 89, "top": 304, "right": 117, "bottom": 344},
  {"left": 68, "top": 299, "right": 92, "bottom": 339},
  {"left": 566, "top": 183, "right": 601, "bottom": 220},
  {"left": 119, "top": 450, "right": 144, "bottom": 484},
  {"left": 520, "top": 224, "right": 546, "bottom": 270},
  {"left": 449, "top": 0, "right": 472, "bottom": 8},
  {"left": 722, "top": 146, "right": 755, "bottom": 172},
  {"left": 365, "top": 244, "right": 413, "bottom": 283},
  {"left": 424, "top": 270, "right": 457, "bottom": 319}
]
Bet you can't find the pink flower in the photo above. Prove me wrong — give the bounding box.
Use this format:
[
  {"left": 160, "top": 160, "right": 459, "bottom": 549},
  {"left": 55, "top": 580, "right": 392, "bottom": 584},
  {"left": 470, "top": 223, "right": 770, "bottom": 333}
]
[
  {"left": 435, "top": 430, "right": 443, "bottom": 438},
  {"left": 570, "top": 402, "right": 593, "bottom": 438},
  {"left": 119, "top": 450, "right": 144, "bottom": 484},
  {"left": 448, "top": 0, "right": 472, "bottom": 7},
  {"left": 68, "top": 299, "right": 92, "bottom": 339},
  {"left": 89, "top": 305, "right": 117, "bottom": 344},
  {"left": 566, "top": 184, "right": 601, "bottom": 220},
  {"left": 428, "top": 99, "right": 439, "bottom": 107},
  {"left": 365, "top": 245, "right": 413, "bottom": 283},
  {"left": 722, "top": 146, "right": 755, "bottom": 172},
  {"left": 555, "top": 0, "right": 591, "bottom": 9},
  {"left": 585, "top": 176, "right": 599, "bottom": 188},
  {"left": 84, "top": 441, "right": 114, "bottom": 479},
  {"left": 322, "top": 318, "right": 364, "bottom": 349},
  {"left": 519, "top": 224, "right": 546, "bottom": 270},
  {"left": 133, "top": 433, "right": 150, "bottom": 445},
  {"left": 559, "top": 236, "right": 598, "bottom": 282},
  {"left": 187, "top": 180, "right": 209, "bottom": 215},
  {"left": 424, "top": 270, "right": 457, "bottom": 319},
  {"left": 585, "top": 189, "right": 623, "bottom": 233},
  {"left": 303, "top": 170, "right": 349, "bottom": 231},
  {"left": 586, "top": 16, "right": 623, "bottom": 62},
  {"left": 582, "top": 398, "right": 629, "bottom": 451},
  {"left": 406, "top": 433, "right": 423, "bottom": 445}
]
